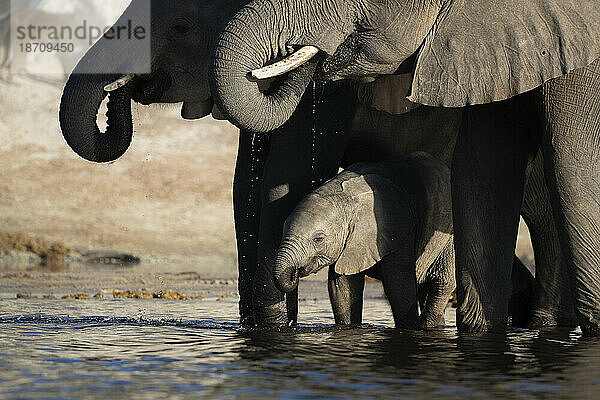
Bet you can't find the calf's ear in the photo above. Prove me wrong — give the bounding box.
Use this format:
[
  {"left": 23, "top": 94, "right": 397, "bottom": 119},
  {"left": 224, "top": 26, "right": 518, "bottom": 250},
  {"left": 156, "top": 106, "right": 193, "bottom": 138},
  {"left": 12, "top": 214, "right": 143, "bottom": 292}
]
[
  {"left": 335, "top": 174, "right": 413, "bottom": 275},
  {"left": 409, "top": 0, "right": 600, "bottom": 107}
]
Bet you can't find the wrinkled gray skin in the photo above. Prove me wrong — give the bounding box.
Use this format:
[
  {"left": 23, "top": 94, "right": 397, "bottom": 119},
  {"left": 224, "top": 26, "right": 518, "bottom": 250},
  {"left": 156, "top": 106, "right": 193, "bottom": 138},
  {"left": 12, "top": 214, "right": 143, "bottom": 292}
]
[
  {"left": 59, "top": 0, "right": 576, "bottom": 330},
  {"left": 211, "top": 0, "right": 600, "bottom": 334},
  {"left": 275, "top": 153, "right": 535, "bottom": 329},
  {"left": 59, "top": 0, "right": 246, "bottom": 164},
  {"left": 58, "top": 0, "right": 282, "bottom": 326},
  {"left": 58, "top": 0, "right": 346, "bottom": 325},
  {"left": 254, "top": 84, "right": 573, "bottom": 329},
  {"left": 274, "top": 153, "right": 456, "bottom": 329}
]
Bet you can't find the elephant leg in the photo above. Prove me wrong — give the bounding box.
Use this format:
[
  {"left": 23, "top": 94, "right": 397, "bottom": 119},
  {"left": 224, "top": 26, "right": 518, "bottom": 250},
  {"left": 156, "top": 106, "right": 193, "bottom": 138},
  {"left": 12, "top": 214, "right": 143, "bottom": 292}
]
[
  {"left": 453, "top": 98, "right": 537, "bottom": 333},
  {"left": 380, "top": 252, "right": 419, "bottom": 330},
  {"left": 420, "top": 243, "right": 455, "bottom": 330},
  {"left": 540, "top": 59, "right": 600, "bottom": 336},
  {"left": 253, "top": 86, "right": 353, "bottom": 325},
  {"left": 521, "top": 152, "right": 577, "bottom": 328},
  {"left": 253, "top": 131, "right": 314, "bottom": 325},
  {"left": 233, "top": 131, "right": 270, "bottom": 326},
  {"left": 328, "top": 266, "right": 365, "bottom": 324}
]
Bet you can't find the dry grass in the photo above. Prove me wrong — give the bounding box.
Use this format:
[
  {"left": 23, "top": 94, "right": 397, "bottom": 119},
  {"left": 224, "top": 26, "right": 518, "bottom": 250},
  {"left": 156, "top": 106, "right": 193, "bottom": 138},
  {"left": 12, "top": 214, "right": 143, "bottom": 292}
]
[{"left": 0, "top": 231, "right": 71, "bottom": 267}]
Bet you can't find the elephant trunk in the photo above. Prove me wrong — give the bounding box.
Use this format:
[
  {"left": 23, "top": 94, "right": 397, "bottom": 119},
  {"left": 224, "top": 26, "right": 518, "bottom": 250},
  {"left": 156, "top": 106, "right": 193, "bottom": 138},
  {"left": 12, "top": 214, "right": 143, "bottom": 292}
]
[
  {"left": 210, "top": 2, "right": 316, "bottom": 133},
  {"left": 253, "top": 261, "right": 289, "bottom": 326},
  {"left": 60, "top": 72, "right": 134, "bottom": 163},
  {"left": 59, "top": 5, "right": 149, "bottom": 163},
  {"left": 273, "top": 247, "right": 300, "bottom": 294},
  {"left": 252, "top": 236, "right": 309, "bottom": 325},
  {"left": 273, "top": 236, "right": 313, "bottom": 294}
]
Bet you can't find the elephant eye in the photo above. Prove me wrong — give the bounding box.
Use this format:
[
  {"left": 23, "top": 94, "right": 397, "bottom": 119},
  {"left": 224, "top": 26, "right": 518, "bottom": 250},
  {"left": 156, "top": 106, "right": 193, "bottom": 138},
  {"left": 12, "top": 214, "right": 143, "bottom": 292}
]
[
  {"left": 313, "top": 232, "right": 326, "bottom": 244},
  {"left": 171, "top": 18, "right": 193, "bottom": 37}
]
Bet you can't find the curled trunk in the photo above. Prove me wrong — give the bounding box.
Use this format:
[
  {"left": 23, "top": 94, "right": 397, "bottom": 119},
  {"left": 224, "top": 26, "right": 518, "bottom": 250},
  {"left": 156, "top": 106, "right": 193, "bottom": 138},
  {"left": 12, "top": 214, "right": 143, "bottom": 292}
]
[
  {"left": 253, "top": 262, "right": 289, "bottom": 325},
  {"left": 59, "top": 3, "right": 148, "bottom": 163},
  {"left": 210, "top": 3, "right": 316, "bottom": 133},
  {"left": 273, "top": 248, "right": 300, "bottom": 294},
  {"left": 60, "top": 73, "right": 134, "bottom": 163},
  {"left": 253, "top": 237, "right": 307, "bottom": 325}
]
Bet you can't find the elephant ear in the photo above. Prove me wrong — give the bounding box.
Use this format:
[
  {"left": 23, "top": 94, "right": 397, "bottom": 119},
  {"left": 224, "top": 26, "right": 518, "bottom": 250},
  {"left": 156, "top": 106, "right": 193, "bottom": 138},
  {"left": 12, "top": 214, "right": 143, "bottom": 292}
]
[
  {"left": 357, "top": 74, "right": 420, "bottom": 115},
  {"left": 335, "top": 174, "right": 414, "bottom": 276},
  {"left": 409, "top": 0, "right": 600, "bottom": 106}
]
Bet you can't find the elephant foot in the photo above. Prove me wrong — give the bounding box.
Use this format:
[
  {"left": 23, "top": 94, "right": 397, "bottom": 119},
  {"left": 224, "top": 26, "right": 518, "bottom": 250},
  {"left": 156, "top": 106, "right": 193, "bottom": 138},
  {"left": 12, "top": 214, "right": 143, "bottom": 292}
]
[
  {"left": 419, "top": 316, "right": 445, "bottom": 331},
  {"left": 529, "top": 309, "right": 578, "bottom": 329},
  {"left": 457, "top": 319, "right": 507, "bottom": 334},
  {"left": 581, "top": 323, "right": 600, "bottom": 337},
  {"left": 253, "top": 302, "right": 289, "bottom": 327},
  {"left": 456, "top": 285, "right": 507, "bottom": 333},
  {"left": 577, "top": 309, "right": 600, "bottom": 337},
  {"left": 457, "top": 305, "right": 508, "bottom": 334}
]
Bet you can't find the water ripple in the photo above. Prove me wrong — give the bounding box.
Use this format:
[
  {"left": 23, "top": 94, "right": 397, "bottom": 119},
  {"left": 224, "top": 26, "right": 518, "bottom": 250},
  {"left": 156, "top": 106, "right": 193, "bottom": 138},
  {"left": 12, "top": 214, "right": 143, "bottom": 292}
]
[{"left": 0, "top": 298, "right": 597, "bottom": 398}]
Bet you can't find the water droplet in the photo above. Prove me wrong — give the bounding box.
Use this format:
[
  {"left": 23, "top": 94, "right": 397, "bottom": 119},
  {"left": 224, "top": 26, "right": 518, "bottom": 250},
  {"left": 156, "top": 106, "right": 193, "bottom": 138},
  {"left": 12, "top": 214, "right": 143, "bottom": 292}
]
[{"left": 309, "top": 81, "right": 328, "bottom": 189}]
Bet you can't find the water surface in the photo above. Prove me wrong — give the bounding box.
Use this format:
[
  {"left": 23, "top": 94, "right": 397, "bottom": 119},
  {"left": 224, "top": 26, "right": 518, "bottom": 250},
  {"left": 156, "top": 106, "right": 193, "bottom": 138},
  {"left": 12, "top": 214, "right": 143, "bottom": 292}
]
[{"left": 1, "top": 291, "right": 599, "bottom": 398}]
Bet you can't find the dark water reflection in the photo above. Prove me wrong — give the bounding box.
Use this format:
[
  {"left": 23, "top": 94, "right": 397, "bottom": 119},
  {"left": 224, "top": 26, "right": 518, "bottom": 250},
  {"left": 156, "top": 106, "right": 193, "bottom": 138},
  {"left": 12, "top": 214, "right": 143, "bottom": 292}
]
[{"left": 1, "top": 297, "right": 600, "bottom": 398}]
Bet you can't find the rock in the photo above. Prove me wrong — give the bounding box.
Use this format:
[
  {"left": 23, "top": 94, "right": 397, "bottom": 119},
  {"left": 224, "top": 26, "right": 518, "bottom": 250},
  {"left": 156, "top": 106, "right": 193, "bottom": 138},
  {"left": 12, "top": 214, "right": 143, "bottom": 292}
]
[
  {"left": 110, "top": 289, "right": 201, "bottom": 300},
  {"left": 154, "top": 290, "right": 191, "bottom": 300},
  {"left": 113, "top": 289, "right": 153, "bottom": 299},
  {"left": 82, "top": 251, "right": 141, "bottom": 266},
  {"left": 16, "top": 292, "right": 36, "bottom": 298},
  {"left": 62, "top": 293, "right": 90, "bottom": 299},
  {"left": 93, "top": 292, "right": 105, "bottom": 299}
]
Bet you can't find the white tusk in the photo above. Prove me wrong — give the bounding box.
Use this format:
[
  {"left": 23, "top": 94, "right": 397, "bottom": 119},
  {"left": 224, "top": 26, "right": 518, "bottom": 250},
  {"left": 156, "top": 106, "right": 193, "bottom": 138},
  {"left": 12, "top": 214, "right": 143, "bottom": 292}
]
[
  {"left": 251, "top": 46, "right": 319, "bottom": 80},
  {"left": 104, "top": 74, "right": 135, "bottom": 92}
]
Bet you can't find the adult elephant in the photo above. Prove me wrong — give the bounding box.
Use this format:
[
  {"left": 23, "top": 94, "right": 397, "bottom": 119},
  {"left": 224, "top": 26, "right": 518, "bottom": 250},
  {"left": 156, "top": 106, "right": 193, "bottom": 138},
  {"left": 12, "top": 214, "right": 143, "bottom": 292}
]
[
  {"left": 59, "top": 0, "right": 573, "bottom": 330},
  {"left": 210, "top": 0, "right": 600, "bottom": 333},
  {"left": 58, "top": 0, "right": 366, "bottom": 326},
  {"left": 58, "top": 0, "right": 277, "bottom": 325},
  {"left": 238, "top": 75, "right": 573, "bottom": 328}
]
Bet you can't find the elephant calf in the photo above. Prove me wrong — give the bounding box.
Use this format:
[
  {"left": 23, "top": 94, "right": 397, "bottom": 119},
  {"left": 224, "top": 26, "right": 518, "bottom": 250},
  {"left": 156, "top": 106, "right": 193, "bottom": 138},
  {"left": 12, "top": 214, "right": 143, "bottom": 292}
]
[{"left": 273, "top": 152, "right": 456, "bottom": 329}]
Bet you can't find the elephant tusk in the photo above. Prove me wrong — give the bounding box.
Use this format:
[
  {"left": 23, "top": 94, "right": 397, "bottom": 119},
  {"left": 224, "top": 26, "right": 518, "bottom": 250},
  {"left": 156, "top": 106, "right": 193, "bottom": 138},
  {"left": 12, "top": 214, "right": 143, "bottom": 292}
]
[
  {"left": 251, "top": 46, "right": 319, "bottom": 80},
  {"left": 104, "top": 74, "right": 135, "bottom": 92}
]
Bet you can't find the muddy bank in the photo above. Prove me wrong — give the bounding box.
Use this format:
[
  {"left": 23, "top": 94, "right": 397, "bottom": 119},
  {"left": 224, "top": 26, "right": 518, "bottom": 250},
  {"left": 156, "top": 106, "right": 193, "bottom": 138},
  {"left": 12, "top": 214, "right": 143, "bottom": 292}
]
[
  {"left": 1, "top": 272, "right": 238, "bottom": 301},
  {"left": 0, "top": 269, "right": 385, "bottom": 304},
  {"left": 0, "top": 75, "right": 239, "bottom": 278},
  {"left": 0, "top": 230, "right": 147, "bottom": 270},
  {"left": 15, "top": 289, "right": 211, "bottom": 300}
]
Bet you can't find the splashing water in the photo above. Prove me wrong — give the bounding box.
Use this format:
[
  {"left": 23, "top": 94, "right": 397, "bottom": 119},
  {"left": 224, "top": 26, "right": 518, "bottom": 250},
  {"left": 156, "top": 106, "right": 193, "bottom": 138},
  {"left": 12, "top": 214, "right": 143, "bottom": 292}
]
[{"left": 0, "top": 294, "right": 590, "bottom": 398}]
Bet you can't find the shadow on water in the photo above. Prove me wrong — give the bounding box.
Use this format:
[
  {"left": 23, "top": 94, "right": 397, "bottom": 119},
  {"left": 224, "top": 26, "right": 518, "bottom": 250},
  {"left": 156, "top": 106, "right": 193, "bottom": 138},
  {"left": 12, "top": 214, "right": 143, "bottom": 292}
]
[
  {"left": 1, "top": 299, "right": 600, "bottom": 397},
  {"left": 232, "top": 326, "right": 600, "bottom": 397}
]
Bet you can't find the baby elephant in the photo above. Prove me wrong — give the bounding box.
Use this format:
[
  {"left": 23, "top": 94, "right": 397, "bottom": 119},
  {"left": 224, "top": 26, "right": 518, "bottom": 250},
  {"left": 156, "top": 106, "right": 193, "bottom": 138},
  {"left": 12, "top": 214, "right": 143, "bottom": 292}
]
[{"left": 273, "top": 152, "right": 455, "bottom": 329}]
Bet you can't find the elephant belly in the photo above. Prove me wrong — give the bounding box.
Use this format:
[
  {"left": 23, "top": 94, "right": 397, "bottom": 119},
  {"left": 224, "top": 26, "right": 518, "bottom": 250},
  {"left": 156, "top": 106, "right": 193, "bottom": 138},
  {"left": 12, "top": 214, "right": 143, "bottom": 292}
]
[{"left": 344, "top": 104, "right": 463, "bottom": 167}]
